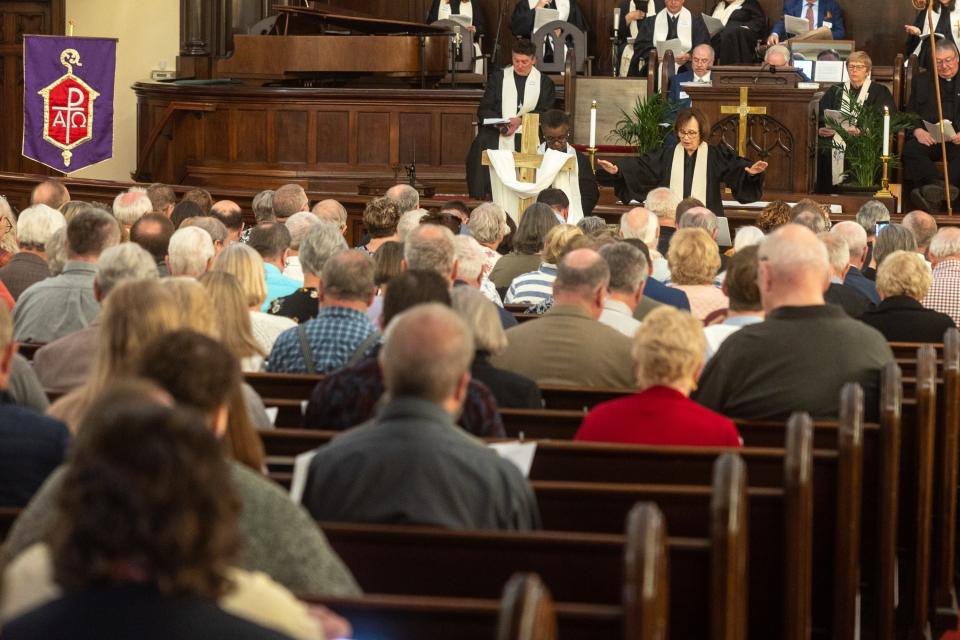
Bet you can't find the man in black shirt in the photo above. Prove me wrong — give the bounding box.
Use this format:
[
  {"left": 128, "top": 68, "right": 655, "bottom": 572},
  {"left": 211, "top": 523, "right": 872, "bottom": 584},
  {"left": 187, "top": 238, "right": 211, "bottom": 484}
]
[{"left": 694, "top": 224, "right": 893, "bottom": 421}]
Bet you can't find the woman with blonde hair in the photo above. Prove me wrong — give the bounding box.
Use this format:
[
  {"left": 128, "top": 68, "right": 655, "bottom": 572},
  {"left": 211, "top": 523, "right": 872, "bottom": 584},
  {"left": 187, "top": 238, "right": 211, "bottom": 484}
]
[
  {"left": 576, "top": 306, "right": 741, "bottom": 447},
  {"left": 199, "top": 271, "right": 267, "bottom": 372},
  {"left": 213, "top": 243, "right": 295, "bottom": 356},
  {"left": 667, "top": 228, "right": 729, "bottom": 320},
  {"left": 451, "top": 286, "right": 542, "bottom": 409},
  {"left": 47, "top": 280, "right": 182, "bottom": 432},
  {"left": 504, "top": 223, "right": 586, "bottom": 304},
  {"left": 161, "top": 277, "right": 219, "bottom": 335}
]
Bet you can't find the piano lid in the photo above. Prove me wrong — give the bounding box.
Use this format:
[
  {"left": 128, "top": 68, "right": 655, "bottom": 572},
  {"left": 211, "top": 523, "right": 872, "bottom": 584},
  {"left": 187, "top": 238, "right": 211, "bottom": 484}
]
[{"left": 274, "top": 5, "right": 451, "bottom": 36}]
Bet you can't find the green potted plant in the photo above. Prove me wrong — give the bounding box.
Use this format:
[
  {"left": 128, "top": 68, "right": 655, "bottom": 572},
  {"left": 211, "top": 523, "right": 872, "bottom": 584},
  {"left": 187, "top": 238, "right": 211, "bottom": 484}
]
[
  {"left": 822, "top": 86, "right": 915, "bottom": 189},
  {"left": 609, "top": 93, "right": 678, "bottom": 155}
]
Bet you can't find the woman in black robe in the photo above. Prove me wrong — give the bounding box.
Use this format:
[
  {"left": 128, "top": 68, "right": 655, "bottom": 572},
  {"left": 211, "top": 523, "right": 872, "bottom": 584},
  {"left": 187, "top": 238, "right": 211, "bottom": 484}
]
[
  {"left": 905, "top": 0, "right": 960, "bottom": 71},
  {"left": 708, "top": 0, "right": 766, "bottom": 64},
  {"left": 426, "top": 0, "right": 488, "bottom": 37},
  {"left": 596, "top": 107, "right": 767, "bottom": 215},
  {"left": 815, "top": 51, "right": 896, "bottom": 192}
]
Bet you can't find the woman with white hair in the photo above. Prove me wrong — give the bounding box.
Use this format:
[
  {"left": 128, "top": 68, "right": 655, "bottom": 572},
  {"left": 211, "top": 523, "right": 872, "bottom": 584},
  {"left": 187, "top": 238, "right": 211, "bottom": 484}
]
[
  {"left": 0, "top": 203, "right": 65, "bottom": 300},
  {"left": 576, "top": 306, "right": 741, "bottom": 446},
  {"left": 860, "top": 250, "right": 955, "bottom": 342},
  {"left": 451, "top": 287, "right": 542, "bottom": 409},
  {"left": 468, "top": 202, "right": 511, "bottom": 273}
]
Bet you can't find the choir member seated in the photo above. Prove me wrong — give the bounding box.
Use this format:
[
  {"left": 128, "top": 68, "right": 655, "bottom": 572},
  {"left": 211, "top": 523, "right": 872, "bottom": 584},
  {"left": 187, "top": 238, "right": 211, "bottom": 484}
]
[
  {"left": 708, "top": 0, "right": 766, "bottom": 64},
  {"left": 616, "top": 0, "right": 665, "bottom": 76},
  {"left": 905, "top": 0, "right": 960, "bottom": 71},
  {"left": 628, "top": 0, "right": 710, "bottom": 76},
  {"left": 767, "top": 0, "right": 846, "bottom": 44},
  {"left": 816, "top": 51, "right": 896, "bottom": 193},
  {"left": 575, "top": 306, "right": 742, "bottom": 447},
  {"left": 904, "top": 40, "right": 960, "bottom": 213},
  {"left": 596, "top": 107, "right": 767, "bottom": 216}
]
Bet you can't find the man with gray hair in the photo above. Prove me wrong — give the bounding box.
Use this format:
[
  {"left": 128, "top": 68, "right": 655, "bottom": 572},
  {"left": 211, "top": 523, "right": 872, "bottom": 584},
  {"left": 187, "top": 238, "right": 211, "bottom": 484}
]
[
  {"left": 312, "top": 199, "right": 348, "bottom": 236},
  {"left": 830, "top": 220, "right": 879, "bottom": 304},
  {"left": 855, "top": 199, "right": 890, "bottom": 266},
  {"left": 403, "top": 224, "right": 458, "bottom": 283},
  {"left": 385, "top": 183, "right": 420, "bottom": 213},
  {"left": 33, "top": 243, "right": 158, "bottom": 394},
  {"left": 695, "top": 224, "right": 893, "bottom": 420},
  {"left": 820, "top": 232, "right": 873, "bottom": 318},
  {"left": 492, "top": 248, "right": 635, "bottom": 387},
  {"left": 0, "top": 204, "right": 64, "bottom": 300},
  {"left": 282, "top": 211, "right": 321, "bottom": 282},
  {"left": 269, "top": 222, "right": 348, "bottom": 323},
  {"left": 923, "top": 227, "right": 960, "bottom": 324},
  {"left": 272, "top": 183, "right": 310, "bottom": 221},
  {"left": 646, "top": 187, "right": 681, "bottom": 256},
  {"left": 396, "top": 209, "right": 428, "bottom": 243},
  {"left": 468, "top": 202, "right": 511, "bottom": 273},
  {"left": 112, "top": 187, "right": 153, "bottom": 230},
  {"left": 266, "top": 250, "right": 379, "bottom": 374},
  {"left": 621, "top": 207, "right": 670, "bottom": 282},
  {"left": 14, "top": 207, "right": 121, "bottom": 343},
  {"left": 902, "top": 210, "right": 938, "bottom": 260},
  {"left": 597, "top": 242, "right": 647, "bottom": 337},
  {"left": 165, "top": 226, "right": 215, "bottom": 278},
  {"left": 146, "top": 183, "right": 176, "bottom": 217},
  {"left": 301, "top": 302, "right": 539, "bottom": 530},
  {"left": 180, "top": 216, "right": 228, "bottom": 256}
]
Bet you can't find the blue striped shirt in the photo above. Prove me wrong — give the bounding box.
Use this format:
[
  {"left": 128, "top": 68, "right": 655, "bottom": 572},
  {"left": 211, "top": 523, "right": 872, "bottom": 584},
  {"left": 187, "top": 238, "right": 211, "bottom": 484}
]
[
  {"left": 266, "top": 306, "right": 379, "bottom": 374},
  {"left": 504, "top": 264, "right": 557, "bottom": 304}
]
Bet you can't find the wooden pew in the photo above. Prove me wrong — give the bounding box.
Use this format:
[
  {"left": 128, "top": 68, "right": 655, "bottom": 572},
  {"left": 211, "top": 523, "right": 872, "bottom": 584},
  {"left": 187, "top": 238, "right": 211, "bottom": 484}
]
[
  {"left": 307, "top": 572, "right": 573, "bottom": 640},
  {"left": 320, "top": 456, "right": 747, "bottom": 640}
]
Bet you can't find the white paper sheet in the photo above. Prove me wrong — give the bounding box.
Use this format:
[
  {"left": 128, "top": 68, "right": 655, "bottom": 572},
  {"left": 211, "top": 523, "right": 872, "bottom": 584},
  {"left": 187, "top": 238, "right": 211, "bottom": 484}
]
[
  {"left": 655, "top": 37, "right": 686, "bottom": 59},
  {"left": 924, "top": 119, "right": 957, "bottom": 142},
  {"left": 534, "top": 8, "right": 560, "bottom": 32},
  {"left": 784, "top": 14, "right": 811, "bottom": 35},
  {"left": 813, "top": 60, "right": 845, "bottom": 82},
  {"left": 702, "top": 14, "right": 724, "bottom": 37},
  {"left": 488, "top": 441, "right": 538, "bottom": 477},
  {"left": 289, "top": 449, "right": 319, "bottom": 504}
]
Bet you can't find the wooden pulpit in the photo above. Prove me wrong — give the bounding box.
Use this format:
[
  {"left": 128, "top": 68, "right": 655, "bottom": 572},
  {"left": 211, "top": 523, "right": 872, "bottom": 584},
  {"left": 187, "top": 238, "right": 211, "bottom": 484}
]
[{"left": 684, "top": 82, "right": 823, "bottom": 195}]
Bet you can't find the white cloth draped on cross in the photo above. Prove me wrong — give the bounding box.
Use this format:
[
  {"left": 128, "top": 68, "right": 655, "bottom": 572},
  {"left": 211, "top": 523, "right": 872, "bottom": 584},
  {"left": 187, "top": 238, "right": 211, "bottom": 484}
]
[{"left": 487, "top": 148, "right": 584, "bottom": 224}]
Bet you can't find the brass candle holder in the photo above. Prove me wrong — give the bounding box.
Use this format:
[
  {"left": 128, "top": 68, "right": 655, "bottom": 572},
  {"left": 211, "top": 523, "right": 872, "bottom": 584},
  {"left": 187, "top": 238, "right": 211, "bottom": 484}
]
[{"left": 874, "top": 155, "right": 893, "bottom": 200}]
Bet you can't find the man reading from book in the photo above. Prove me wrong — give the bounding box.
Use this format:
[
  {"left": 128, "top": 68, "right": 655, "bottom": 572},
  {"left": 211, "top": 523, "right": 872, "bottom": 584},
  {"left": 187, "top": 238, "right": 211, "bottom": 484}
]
[{"left": 904, "top": 40, "right": 960, "bottom": 212}]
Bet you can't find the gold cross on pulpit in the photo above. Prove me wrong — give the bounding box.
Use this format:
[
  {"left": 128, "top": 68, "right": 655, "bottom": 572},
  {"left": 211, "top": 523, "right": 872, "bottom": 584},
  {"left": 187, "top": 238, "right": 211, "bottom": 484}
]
[
  {"left": 482, "top": 112, "right": 577, "bottom": 218},
  {"left": 720, "top": 87, "right": 767, "bottom": 157}
]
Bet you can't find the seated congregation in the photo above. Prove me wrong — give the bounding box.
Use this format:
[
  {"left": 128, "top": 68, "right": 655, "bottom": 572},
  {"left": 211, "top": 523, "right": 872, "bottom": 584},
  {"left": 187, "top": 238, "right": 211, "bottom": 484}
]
[{"left": 0, "top": 176, "right": 958, "bottom": 640}]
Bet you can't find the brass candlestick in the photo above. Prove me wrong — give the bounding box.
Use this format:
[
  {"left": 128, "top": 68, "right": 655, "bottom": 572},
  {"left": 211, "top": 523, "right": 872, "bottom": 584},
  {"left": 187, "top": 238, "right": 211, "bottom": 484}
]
[
  {"left": 874, "top": 155, "right": 894, "bottom": 200},
  {"left": 587, "top": 146, "right": 598, "bottom": 172}
]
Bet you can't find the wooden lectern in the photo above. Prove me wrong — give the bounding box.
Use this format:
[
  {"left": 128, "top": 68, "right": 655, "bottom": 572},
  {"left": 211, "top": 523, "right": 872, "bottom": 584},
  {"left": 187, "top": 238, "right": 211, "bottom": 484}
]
[{"left": 684, "top": 81, "right": 822, "bottom": 195}]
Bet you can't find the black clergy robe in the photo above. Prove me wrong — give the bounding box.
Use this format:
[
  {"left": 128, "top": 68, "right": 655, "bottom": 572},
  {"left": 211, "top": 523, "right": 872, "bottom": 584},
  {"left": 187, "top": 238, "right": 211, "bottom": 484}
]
[
  {"left": 906, "top": 7, "right": 960, "bottom": 72},
  {"left": 465, "top": 68, "right": 557, "bottom": 198},
  {"left": 426, "top": 0, "right": 488, "bottom": 36},
  {"left": 510, "top": 0, "right": 589, "bottom": 37},
  {"left": 598, "top": 142, "right": 764, "bottom": 215},
  {"left": 815, "top": 82, "right": 896, "bottom": 192},
  {"left": 628, "top": 10, "right": 710, "bottom": 77},
  {"left": 575, "top": 150, "right": 600, "bottom": 215},
  {"left": 708, "top": 0, "right": 766, "bottom": 65},
  {"left": 615, "top": 0, "right": 666, "bottom": 68}
]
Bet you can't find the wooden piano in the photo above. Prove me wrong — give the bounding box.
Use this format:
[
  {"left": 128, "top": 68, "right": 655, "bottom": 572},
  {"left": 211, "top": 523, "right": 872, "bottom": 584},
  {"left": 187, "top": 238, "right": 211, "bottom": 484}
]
[{"left": 214, "top": 5, "right": 451, "bottom": 87}]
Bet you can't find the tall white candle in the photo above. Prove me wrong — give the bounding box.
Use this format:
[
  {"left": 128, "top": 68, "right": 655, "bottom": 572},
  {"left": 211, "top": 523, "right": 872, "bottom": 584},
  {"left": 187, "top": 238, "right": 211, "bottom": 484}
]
[
  {"left": 613, "top": 8, "right": 620, "bottom": 35},
  {"left": 882, "top": 106, "right": 890, "bottom": 157},
  {"left": 589, "top": 100, "right": 598, "bottom": 148}
]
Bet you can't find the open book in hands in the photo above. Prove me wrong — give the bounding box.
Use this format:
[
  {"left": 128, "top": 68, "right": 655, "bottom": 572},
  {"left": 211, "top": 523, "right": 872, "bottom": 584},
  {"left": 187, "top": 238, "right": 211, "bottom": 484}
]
[
  {"left": 823, "top": 109, "right": 855, "bottom": 129},
  {"left": 656, "top": 38, "right": 687, "bottom": 59},
  {"left": 924, "top": 119, "right": 957, "bottom": 143}
]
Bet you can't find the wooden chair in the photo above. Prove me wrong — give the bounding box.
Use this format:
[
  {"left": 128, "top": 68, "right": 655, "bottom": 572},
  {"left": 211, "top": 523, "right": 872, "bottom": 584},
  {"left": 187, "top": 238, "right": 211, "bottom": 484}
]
[
  {"left": 532, "top": 21, "right": 592, "bottom": 76},
  {"left": 431, "top": 19, "right": 486, "bottom": 79}
]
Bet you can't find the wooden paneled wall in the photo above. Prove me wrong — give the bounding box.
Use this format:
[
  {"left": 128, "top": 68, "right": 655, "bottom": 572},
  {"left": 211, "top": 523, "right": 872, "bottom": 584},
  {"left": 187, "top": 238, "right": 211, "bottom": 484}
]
[
  {"left": 317, "top": 0, "right": 915, "bottom": 75},
  {"left": 0, "top": 0, "right": 64, "bottom": 174}
]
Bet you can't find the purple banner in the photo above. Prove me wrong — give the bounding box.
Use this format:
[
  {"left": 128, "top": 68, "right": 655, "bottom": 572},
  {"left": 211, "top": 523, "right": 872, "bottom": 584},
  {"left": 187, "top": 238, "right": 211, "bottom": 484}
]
[{"left": 22, "top": 35, "right": 116, "bottom": 173}]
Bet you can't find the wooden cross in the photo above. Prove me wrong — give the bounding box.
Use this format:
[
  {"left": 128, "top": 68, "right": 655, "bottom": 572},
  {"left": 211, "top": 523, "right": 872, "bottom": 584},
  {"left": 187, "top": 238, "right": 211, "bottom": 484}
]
[
  {"left": 720, "top": 87, "right": 767, "bottom": 157},
  {"left": 482, "top": 112, "right": 576, "bottom": 218}
]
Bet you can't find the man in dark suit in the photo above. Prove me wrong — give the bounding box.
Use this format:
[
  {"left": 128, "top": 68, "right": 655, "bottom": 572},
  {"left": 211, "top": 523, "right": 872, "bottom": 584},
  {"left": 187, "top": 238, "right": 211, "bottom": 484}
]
[
  {"left": 668, "top": 43, "right": 714, "bottom": 109},
  {"left": 0, "top": 303, "right": 70, "bottom": 507},
  {"left": 831, "top": 221, "right": 879, "bottom": 304},
  {"left": 767, "top": 0, "right": 845, "bottom": 43},
  {"left": 820, "top": 232, "right": 873, "bottom": 318},
  {"left": 903, "top": 40, "right": 960, "bottom": 212}
]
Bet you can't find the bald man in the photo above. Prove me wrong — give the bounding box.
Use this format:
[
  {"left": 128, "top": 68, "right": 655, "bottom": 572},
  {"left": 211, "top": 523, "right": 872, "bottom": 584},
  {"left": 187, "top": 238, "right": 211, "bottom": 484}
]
[
  {"left": 694, "top": 224, "right": 893, "bottom": 420},
  {"left": 902, "top": 210, "right": 938, "bottom": 260},
  {"left": 491, "top": 248, "right": 635, "bottom": 387},
  {"left": 210, "top": 200, "right": 244, "bottom": 243},
  {"left": 312, "top": 199, "right": 348, "bottom": 236},
  {"left": 30, "top": 180, "right": 70, "bottom": 210},
  {"left": 301, "top": 303, "right": 540, "bottom": 530}
]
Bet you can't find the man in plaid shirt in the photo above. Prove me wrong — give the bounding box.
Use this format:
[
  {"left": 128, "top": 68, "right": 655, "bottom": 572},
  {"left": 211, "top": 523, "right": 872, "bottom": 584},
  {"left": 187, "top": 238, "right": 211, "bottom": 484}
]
[{"left": 923, "top": 228, "right": 960, "bottom": 327}]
